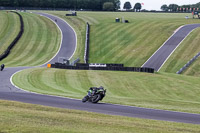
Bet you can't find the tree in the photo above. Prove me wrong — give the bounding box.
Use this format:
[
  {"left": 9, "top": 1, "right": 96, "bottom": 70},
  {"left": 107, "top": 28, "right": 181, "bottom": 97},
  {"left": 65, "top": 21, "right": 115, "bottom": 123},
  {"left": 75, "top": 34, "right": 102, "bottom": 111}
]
[
  {"left": 161, "top": 4, "right": 168, "bottom": 11},
  {"left": 123, "top": 1, "right": 132, "bottom": 10},
  {"left": 103, "top": 2, "right": 115, "bottom": 11},
  {"left": 168, "top": 4, "right": 178, "bottom": 12},
  {"left": 114, "top": 0, "right": 121, "bottom": 10},
  {"left": 134, "top": 3, "right": 141, "bottom": 12}
]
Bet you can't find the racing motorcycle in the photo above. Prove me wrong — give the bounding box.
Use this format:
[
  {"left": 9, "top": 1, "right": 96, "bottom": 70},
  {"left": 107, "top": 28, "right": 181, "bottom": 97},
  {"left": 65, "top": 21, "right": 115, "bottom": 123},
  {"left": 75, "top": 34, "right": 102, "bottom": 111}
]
[{"left": 82, "top": 86, "right": 106, "bottom": 103}]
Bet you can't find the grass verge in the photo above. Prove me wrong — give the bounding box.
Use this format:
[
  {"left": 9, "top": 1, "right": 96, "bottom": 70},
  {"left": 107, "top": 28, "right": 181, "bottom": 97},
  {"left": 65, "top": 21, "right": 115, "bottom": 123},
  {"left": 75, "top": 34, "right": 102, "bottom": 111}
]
[
  {"left": 0, "top": 100, "right": 200, "bottom": 133},
  {"left": 12, "top": 68, "right": 200, "bottom": 114}
]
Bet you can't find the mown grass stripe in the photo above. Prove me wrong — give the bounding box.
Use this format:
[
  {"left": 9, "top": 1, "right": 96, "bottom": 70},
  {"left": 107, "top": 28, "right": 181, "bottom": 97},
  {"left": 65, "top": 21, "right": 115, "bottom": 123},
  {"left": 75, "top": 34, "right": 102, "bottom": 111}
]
[
  {"left": 4, "top": 13, "right": 37, "bottom": 66},
  {"left": 34, "top": 16, "right": 60, "bottom": 65},
  {"left": 22, "top": 15, "right": 50, "bottom": 66},
  {"left": 14, "top": 14, "right": 41, "bottom": 65},
  {"left": 0, "top": 12, "right": 20, "bottom": 54},
  {"left": 22, "top": 16, "right": 47, "bottom": 66}
]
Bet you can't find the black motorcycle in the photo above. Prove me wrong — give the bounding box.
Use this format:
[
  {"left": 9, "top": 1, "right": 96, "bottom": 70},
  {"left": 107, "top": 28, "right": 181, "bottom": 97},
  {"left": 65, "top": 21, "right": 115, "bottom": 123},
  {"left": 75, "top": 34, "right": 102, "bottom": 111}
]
[{"left": 82, "top": 86, "right": 106, "bottom": 103}]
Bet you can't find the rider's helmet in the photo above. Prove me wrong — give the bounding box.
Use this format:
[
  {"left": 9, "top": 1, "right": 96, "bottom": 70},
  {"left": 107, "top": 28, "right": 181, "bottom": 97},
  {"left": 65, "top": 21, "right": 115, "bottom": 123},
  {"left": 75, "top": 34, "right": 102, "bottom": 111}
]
[{"left": 99, "top": 86, "right": 103, "bottom": 89}]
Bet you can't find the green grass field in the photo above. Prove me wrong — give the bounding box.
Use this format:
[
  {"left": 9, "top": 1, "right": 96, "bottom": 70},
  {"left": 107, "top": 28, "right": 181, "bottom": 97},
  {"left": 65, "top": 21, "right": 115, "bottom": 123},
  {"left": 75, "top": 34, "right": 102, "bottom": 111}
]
[
  {"left": 1, "top": 100, "right": 200, "bottom": 133},
  {"left": 3, "top": 11, "right": 200, "bottom": 130},
  {"left": 46, "top": 11, "right": 200, "bottom": 70},
  {"left": 0, "top": 12, "right": 61, "bottom": 67},
  {"left": 12, "top": 68, "right": 200, "bottom": 114},
  {"left": 0, "top": 11, "right": 20, "bottom": 55},
  {"left": 74, "top": 12, "right": 200, "bottom": 66},
  {"left": 86, "top": 12, "right": 200, "bottom": 67}
]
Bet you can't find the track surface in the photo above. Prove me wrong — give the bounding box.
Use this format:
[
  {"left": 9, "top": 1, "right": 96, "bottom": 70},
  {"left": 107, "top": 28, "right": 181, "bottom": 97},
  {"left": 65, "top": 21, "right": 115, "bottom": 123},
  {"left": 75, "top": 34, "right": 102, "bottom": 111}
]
[
  {"left": 142, "top": 24, "right": 200, "bottom": 71},
  {"left": 0, "top": 13, "right": 200, "bottom": 125}
]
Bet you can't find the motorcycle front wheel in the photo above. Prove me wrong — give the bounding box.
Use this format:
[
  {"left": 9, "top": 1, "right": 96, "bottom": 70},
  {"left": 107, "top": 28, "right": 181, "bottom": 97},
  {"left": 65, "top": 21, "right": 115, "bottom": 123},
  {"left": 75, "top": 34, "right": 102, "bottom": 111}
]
[{"left": 82, "top": 96, "right": 89, "bottom": 102}]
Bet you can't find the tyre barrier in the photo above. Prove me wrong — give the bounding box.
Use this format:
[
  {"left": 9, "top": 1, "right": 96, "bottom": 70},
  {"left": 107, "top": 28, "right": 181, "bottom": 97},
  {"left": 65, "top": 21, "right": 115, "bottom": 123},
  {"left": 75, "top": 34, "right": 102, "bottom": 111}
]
[
  {"left": 0, "top": 11, "right": 24, "bottom": 61},
  {"left": 49, "top": 63, "right": 154, "bottom": 73}
]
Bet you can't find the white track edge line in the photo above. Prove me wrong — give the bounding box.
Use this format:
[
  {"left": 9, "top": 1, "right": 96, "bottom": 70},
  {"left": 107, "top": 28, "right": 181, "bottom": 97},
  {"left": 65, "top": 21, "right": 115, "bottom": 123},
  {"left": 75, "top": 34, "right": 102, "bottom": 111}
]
[
  {"left": 10, "top": 70, "right": 80, "bottom": 101},
  {"left": 46, "top": 13, "right": 78, "bottom": 60},
  {"left": 9, "top": 12, "right": 78, "bottom": 99},
  {"left": 157, "top": 28, "right": 198, "bottom": 72},
  {"left": 10, "top": 70, "right": 200, "bottom": 116},
  {"left": 141, "top": 25, "right": 184, "bottom": 68},
  {"left": 39, "top": 12, "right": 77, "bottom": 66},
  {"left": 38, "top": 14, "right": 63, "bottom": 67}
]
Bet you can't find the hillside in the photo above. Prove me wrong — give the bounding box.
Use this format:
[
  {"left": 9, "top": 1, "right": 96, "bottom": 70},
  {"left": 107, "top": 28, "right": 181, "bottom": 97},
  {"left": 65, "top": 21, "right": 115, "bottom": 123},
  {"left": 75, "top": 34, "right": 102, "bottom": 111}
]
[{"left": 0, "top": 12, "right": 61, "bottom": 66}]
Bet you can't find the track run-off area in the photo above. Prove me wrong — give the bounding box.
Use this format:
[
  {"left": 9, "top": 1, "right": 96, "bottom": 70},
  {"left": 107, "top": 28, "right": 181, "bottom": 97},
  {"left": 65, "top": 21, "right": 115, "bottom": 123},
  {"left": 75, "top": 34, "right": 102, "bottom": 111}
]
[{"left": 0, "top": 12, "right": 200, "bottom": 125}]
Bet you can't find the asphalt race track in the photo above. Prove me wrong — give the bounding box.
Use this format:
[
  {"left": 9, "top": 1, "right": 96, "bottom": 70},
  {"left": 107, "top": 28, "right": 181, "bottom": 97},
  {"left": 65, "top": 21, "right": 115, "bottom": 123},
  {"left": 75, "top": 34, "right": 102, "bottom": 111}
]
[
  {"left": 0, "top": 12, "right": 200, "bottom": 125},
  {"left": 142, "top": 24, "right": 200, "bottom": 71}
]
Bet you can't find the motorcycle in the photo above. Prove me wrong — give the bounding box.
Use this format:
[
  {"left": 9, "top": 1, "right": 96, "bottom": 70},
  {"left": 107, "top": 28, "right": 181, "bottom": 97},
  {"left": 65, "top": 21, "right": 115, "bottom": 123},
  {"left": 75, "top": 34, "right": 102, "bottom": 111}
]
[{"left": 82, "top": 86, "right": 106, "bottom": 103}]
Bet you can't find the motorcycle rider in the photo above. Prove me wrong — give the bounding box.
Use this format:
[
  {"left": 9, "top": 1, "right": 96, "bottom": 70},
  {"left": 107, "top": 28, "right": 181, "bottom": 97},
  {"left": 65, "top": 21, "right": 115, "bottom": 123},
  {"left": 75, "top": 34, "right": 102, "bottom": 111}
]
[
  {"left": 88, "top": 87, "right": 96, "bottom": 96},
  {"left": 1, "top": 64, "right": 5, "bottom": 71},
  {"left": 82, "top": 86, "right": 105, "bottom": 103},
  {"left": 88, "top": 86, "right": 103, "bottom": 96}
]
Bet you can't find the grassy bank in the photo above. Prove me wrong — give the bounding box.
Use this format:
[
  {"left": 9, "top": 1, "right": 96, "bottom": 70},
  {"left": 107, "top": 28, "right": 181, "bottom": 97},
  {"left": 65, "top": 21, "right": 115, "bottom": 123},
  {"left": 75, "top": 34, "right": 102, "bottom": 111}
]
[
  {"left": 0, "top": 100, "right": 200, "bottom": 133},
  {"left": 12, "top": 68, "right": 200, "bottom": 114},
  {"left": 50, "top": 12, "right": 198, "bottom": 66},
  {"left": 0, "top": 11, "right": 20, "bottom": 55},
  {"left": 0, "top": 12, "right": 61, "bottom": 67},
  {"left": 182, "top": 57, "right": 200, "bottom": 76}
]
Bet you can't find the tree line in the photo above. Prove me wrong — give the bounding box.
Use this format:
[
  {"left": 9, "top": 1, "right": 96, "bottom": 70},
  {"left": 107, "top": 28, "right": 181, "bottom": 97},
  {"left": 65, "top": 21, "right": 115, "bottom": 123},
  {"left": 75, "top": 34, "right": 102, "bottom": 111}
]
[
  {"left": 123, "top": 1, "right": 200, "bottom": 12},
  {"left": 161, "top": 2, "right": 200, "bottom": 12},
  {"left": 0, "top": 0, "right": 120, "bottom": 11},
  {"left": 123, "top": 2, "right": 143, "bottom": 12}
]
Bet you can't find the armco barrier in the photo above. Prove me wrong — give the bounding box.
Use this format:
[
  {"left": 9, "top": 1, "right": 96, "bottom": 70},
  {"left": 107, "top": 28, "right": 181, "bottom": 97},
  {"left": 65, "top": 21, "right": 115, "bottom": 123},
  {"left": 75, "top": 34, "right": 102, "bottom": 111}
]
[
  {"left": 84, "top": 22, "right": 90, "bottom": 63},
  {"left": 49, "top": 63, "right": 154, "bottom": 73},
  {"left": 0, "top": 11, "right": 24, "bottom": 61},
  {"left": 176, "top": 52, "right": 200, "bottom": 74}
]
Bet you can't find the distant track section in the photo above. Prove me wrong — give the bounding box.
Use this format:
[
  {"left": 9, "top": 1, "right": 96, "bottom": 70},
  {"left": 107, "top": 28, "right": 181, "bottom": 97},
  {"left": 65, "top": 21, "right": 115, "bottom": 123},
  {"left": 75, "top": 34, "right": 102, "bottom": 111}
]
[
  {"left": 0, "top": 11, "right": 24, "bottom": 61},
  {"left": 35, "top": 12, "right": 77, "bottom": 65},
  {"left": 142, "top": 24, "right": 200, "bottom": 71}
]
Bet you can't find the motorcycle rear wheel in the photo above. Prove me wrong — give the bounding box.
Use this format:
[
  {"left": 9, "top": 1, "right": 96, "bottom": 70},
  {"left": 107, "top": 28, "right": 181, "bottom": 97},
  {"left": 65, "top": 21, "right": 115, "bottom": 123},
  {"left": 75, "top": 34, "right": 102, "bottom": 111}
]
[{"left": 91, "top": 94, "right": 101, "bottom": 103}]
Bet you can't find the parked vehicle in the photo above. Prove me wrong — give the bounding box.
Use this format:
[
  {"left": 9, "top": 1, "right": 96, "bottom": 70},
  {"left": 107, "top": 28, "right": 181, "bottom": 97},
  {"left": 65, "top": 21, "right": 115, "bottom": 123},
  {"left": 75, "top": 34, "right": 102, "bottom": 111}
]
[{"left": 82, "top": 86, "right": 106, "bottom": 103}]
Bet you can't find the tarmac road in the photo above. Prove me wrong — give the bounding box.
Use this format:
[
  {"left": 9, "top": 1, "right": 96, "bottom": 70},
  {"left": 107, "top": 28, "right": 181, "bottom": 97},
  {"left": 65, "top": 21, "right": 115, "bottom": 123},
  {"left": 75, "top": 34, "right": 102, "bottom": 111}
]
[
  {"left": 142, "top": 24, "right": 200, "bottom": 71},
  {"left": 0, "top": 13, "right": 200, "bottom": 125}
]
